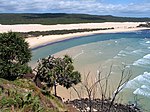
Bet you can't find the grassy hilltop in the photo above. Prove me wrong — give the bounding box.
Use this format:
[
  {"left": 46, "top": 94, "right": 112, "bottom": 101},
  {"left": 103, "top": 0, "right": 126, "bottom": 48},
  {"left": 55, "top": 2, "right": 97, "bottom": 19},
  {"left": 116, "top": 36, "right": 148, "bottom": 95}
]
[{"left": 0, "top": 13, "right": 150, "bottom": 25}]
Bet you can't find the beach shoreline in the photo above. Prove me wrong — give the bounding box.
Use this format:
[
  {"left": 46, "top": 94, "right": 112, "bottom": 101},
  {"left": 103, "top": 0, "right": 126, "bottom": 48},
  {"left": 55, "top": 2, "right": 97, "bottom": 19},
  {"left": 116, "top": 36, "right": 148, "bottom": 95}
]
[
  {"left": 27, "top": 27, "right": 150, "bottom": 49},
  {"left": 0, "top": 22, "right": 150, "bottom": 49},
  {"left": 2, "top": 22, "right": 150, "bottom": 101},
  {"left": 30, "top": 28, "right": 150, "bottom": 101}
]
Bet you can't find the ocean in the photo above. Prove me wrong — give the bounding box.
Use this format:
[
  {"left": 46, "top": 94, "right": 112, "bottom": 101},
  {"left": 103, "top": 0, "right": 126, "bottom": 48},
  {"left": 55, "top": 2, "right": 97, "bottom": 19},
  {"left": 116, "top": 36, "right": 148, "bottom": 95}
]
[{"left": 31, "top": 30, "right": 150, "bottom": 111}]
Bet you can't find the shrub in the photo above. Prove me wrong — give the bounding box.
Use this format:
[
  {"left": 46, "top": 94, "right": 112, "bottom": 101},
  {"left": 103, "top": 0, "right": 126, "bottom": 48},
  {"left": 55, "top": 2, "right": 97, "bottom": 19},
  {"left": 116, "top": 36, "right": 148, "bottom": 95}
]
[{"left": 0, "top": 32, "right": 32, "bottom": 80}]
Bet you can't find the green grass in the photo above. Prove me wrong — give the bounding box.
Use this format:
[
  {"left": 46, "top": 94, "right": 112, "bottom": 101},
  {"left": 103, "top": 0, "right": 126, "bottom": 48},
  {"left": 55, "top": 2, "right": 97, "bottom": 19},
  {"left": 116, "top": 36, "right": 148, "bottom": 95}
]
[
  {"left": 0, "top": 78, "right": 67, "bottom": 112},
  {"left": 0, "top": 13, "right": 150, "bottom": 25}
]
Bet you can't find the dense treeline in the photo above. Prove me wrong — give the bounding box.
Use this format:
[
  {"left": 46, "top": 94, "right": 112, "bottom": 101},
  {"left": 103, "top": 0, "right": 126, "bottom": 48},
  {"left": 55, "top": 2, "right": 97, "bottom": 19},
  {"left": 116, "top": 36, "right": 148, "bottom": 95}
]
[
  {"left": 0, "top": 13, "right": 150, "bottom": 25},
  {"left": 18, "top": 28, "right": 114, "bottom": 38}
]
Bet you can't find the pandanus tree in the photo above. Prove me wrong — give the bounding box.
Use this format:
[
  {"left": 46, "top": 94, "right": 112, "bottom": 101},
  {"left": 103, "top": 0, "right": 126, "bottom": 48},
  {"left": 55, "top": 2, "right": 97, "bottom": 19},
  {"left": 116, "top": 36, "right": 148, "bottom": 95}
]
[
  {"left": 34, "top": 55, "right": 81, "bottom": 96},
  {"left": 0, "top": 32, "right": 32, "bottom": 80}
]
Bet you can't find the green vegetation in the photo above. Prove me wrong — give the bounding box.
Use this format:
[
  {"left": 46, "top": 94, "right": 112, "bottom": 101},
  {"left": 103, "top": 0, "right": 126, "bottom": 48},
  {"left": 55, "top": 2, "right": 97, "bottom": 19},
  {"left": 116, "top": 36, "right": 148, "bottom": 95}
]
[
  {"left": 18, "top": 28, "right": 114, "bottom": 38},
  {"left": 0, "top": 32, "right": 142, "bottom": 111},
  {"left": 0, "top": 32, "right": 32, "bottom": 80},
  {"left": 0, "top": 32, "right": 80, "bottom": 111},
  {"left": 137, "top": 22, "right": 150, "bottom": 27},
  {"left": 34, "top": 55, "right": 81, "bottom": 96},
  {"left": 0, "top": 13, "right": 150, "bottom": 25},
  {"left": 0, "top": 78, "right": 67, "bottom": 112}
]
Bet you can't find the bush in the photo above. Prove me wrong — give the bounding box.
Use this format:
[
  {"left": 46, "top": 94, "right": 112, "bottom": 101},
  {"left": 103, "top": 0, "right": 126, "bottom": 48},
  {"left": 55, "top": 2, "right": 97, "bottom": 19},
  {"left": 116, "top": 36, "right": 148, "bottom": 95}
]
[{"left": 0, "top": 32, "right": 32, "bottom": 80}]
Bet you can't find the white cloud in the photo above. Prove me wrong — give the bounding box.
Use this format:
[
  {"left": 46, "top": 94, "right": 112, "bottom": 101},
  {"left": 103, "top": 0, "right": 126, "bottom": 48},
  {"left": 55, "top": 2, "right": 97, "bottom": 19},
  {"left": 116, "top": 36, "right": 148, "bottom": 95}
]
[{"left": 0, "top": 0, "right": 150, "bottom": 17}]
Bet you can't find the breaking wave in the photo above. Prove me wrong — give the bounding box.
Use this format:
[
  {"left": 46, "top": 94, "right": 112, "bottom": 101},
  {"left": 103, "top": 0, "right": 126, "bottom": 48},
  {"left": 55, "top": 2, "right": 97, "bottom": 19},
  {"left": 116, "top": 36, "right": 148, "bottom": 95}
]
[{"left": 125, "top": 72, "right": 150, "bottom": 97}]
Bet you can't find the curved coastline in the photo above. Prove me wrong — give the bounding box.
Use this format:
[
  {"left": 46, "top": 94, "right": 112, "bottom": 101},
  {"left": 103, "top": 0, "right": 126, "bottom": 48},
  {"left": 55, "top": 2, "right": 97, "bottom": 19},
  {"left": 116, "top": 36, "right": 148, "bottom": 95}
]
[
  {"left": 31, "top": 34, "right": 91, "bottom": 50},
  {"left": 31, "top": 28, "right": 147, "bottom": 50},
  {"left": 29, "top": 27, "right": 150, "bottom": 50},
  {"left": 0, "top": 22, "right": 149, "bottom": 49}
]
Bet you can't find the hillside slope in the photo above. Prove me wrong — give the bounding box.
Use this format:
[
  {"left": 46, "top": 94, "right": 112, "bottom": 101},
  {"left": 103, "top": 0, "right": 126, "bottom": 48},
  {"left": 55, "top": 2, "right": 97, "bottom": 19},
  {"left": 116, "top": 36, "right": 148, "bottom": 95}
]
[
  {"left": 0, "top": 13, "right": 150, "bottom": 25},
  {"left": 0, "top": 78, "right": 68, "bottom": 112}
]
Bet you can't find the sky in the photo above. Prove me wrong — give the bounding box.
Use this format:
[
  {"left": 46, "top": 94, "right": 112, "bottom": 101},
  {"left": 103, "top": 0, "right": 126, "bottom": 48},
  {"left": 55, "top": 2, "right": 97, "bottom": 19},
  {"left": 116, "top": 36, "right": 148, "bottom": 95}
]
[{"left": 0, "top": 0, "right": 150, "bottom": 17}]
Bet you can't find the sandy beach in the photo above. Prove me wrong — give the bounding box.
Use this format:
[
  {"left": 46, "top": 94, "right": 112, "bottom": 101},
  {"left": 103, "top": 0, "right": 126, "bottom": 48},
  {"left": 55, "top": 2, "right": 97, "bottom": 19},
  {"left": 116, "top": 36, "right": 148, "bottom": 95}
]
[
  {"left": 1, "top": 22, "right": 150, "bottom": 100},
  {"left": 0, "top": 22, "right": 150, "bottom": 49}
]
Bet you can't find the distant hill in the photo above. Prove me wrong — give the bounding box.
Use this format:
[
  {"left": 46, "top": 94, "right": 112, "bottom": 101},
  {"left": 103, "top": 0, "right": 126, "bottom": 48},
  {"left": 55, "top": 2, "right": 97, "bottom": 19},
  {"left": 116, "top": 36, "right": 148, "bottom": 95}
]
[{"left": 0, "top": 13, "right": 150, "bottom": 25}]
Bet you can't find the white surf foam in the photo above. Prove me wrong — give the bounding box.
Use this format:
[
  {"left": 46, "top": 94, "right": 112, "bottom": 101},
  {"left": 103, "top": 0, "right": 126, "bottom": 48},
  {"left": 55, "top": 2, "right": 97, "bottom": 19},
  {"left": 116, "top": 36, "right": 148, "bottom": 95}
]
[
  {"left": 113, "top": 56, "right": 121, "bottom": 59},
  {"left": 133, "top": 85, "right": 150, "bottom": 97},
  {"left": 117, "top": 53, "right": 126, "bottom": 57},
  {"left": 115, "top": 41, "right": 118, "bottom": 43},
  {"left": 140, "top": 40, "right": 150, "bottom": 46},
  {"left": 133, "top": 54, "right": 150, "bottom": 66},
  {"left": 119, "top": 50, "right": 130, "bottom": 54},
  {"left": 143, "top": 54, "right": 150, "bottom": 59},
  {"left": 125, "top": 72, "right": 150, "bottom": 89},
  {"left": 73, "top": 50, "right": 84, "bottom": 59},
  {"left": 98, "top": 51, "right": 102, "bottom": 54},
  {"left": 146, "top": 41, "right": 150, "bottom": 44},
  {"left": 133, "top": 59, "right": 150, "bottom": 66},
  {"left": 131, "top": 49, "right": 145, "bottom": 55}
]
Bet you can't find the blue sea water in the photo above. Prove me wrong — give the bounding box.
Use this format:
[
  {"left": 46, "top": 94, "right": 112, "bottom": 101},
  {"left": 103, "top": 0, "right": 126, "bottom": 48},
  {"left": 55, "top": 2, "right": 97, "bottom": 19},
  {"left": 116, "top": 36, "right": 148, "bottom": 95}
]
[{"left": 31, "top": 30, "right": 150, "bottom": 111}]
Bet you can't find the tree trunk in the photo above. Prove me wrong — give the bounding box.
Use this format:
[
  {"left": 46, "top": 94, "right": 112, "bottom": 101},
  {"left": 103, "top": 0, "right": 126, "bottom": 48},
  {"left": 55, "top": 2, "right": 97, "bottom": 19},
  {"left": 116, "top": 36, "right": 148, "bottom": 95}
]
[
  {"left": 88, "top": 94, "right": 92, "bottom": 112},
  {"left": 34, "top": 75, "right": 38, "bottom": 85},
  {"left": 54, "top": 80, "right": 57, "bottom": 96}
]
